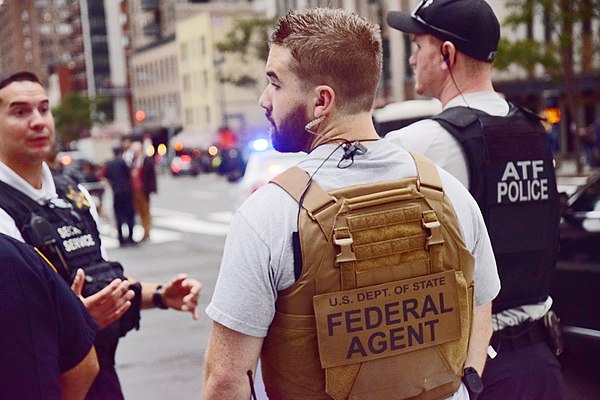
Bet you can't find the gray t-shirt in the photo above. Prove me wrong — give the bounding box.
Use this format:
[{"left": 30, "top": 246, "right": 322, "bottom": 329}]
[{"left": 206, "top": 140, "right": 499, "bottom": 338}]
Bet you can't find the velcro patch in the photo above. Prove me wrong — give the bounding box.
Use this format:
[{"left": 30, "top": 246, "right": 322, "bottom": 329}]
[{"left": 313, "top": 270, "right": 461, "bottom": 368}]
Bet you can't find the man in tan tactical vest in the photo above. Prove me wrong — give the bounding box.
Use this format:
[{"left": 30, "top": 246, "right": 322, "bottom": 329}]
[{"left": 203, "top": 8, "right": 500, "bottom": 400}]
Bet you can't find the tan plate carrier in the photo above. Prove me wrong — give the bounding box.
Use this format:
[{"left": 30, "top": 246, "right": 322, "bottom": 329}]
[{"left": 262, "top": 153, "right": 475, "bottom": 400}]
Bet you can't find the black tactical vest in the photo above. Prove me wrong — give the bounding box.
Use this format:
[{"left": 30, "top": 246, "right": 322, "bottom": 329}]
[
  {"left": 432, "top": 104, "right": 560, "bottom": 313},
  {"left": 0, "top": 175, "right": 140, "bottom": 340}
]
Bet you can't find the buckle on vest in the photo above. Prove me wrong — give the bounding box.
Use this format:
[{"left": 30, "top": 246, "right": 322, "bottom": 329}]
[
  {"left": 422, "top": 210, "right": 444, "bottom": 248},
  {"left": 333, "top": 228, "right": 356, "bottom": 265}
]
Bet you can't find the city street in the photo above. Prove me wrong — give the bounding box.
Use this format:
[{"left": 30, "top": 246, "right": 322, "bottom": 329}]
[
  {"left": 104, "top": 173, "right": 231, "bottom": 399},
  {"left": 101, "top": 173, "right": 600, "bottom": 400}
]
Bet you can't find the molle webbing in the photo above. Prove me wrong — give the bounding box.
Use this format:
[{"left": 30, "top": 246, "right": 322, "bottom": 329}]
[
  {"left": 264, "top": 154, "right": 473, "bottom": 400},
  {"left": 272, "top": 153, "right": 446, "bottom": 291}
]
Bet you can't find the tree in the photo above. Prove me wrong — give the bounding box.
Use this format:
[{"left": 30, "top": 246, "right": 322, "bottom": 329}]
[
  {"left": 215, "top": 16, "right": 275, "bottom": 88},
  {"left": 495, "top": 0, "right": 600, "bottom": 167},
  {"left": 52, "top": 93, "right": 108, "bottom": 147}
]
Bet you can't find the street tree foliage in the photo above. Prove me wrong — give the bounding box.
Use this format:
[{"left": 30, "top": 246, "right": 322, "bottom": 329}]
[
  {"left": 496, "top": 0, "right": 600, "bottom": 166},
  {"left": 215, "top": 16, "right": 275, "bottom": 88},
  {"left": 52, "top": 93, "right": 108, "bottom": 146},
  {"left": 495, "top": 0, "right": 600, "bottom": 77}
]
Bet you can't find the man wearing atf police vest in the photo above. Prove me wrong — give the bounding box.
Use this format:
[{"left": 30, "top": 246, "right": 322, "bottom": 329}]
[
  {"left": 0, "top": 71, "right": 202, "bottom": 400},
  {"left": 386, "top": 1, "right": 565, "bottom": 399},
  {"left": 204, "top": 8, "right": 500, "bottom": 400}
]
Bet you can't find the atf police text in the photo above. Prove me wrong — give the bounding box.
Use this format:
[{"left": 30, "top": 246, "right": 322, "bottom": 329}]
[{"left": 497, "top": 160, "right": 548, "bottom": 203}]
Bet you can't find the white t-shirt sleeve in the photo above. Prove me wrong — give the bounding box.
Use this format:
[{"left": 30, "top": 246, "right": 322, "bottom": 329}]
[
  {"left": 0, "top": 208, "right": 25, "bottom": 241},
  {"left": 438, "top": 167, "right": 500, "bottom": 306},
  {"left": 386, "top": 119, "right": 470, "bottom": 188},
  {"left": 206, "top": 186, "right": 297, "bottom": 338}
]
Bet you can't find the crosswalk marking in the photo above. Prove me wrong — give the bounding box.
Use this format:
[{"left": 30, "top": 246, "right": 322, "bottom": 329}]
[
  {"left": 99, "top": 209, "right": 233, "bottom": 249},
  {"left": 153, "top": 216, "right": 229, "bottom": 236}
]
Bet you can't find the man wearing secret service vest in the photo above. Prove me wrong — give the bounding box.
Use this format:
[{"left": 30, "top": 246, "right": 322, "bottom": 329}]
[
  {"left": 204, "top": 8, "right": 500, "bottom": 400},
  {"left": 386, "top": 1, "right": 564, "bottom": 399},
  {"left": 0, "top": 71, "right": 202, "bottom": 400}
]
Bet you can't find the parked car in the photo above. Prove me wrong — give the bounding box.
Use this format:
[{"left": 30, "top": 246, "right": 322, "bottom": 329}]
[
  {"left": 170, "top": 154, "right": 201, "bottom": 176},
  {"left": 552, "top": 170, "right": 600, "bottom": 341},
  {"left": 232, "top": 149, "right": 306, "bottom": 208}
]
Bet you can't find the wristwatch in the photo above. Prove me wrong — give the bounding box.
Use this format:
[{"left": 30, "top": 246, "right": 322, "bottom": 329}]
[
  {"left": 462, "top": 367, "right": 483, "bottom": 400},
  {"left": 152, "top": 285, "right": 169, "bottom": 309}
]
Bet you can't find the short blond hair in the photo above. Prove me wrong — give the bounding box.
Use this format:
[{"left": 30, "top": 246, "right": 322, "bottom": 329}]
[{"left": 271, "top": 8, "right": 382, "bottom": 114}]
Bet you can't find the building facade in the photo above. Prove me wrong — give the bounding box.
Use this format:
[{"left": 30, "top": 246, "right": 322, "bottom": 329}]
[
  {"left": 0, "top": 0, "right": 73, "bottom": 86},
  {"left": 128, "top": 0, "right": 265, "bottom": 147}
]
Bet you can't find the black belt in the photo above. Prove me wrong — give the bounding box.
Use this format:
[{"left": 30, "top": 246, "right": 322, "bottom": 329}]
[{"left": 491, "top": 319, "right": 547, "bottom": 353}]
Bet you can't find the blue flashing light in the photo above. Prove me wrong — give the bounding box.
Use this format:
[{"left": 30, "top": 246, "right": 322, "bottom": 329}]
[{"left": 252, "top": 138, "right": 270, "bottom": 152}]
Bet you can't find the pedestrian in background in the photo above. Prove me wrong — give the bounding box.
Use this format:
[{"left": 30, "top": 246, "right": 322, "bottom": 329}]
[
  {"left": 0, "top": 232, "right": 98, "bottom": 400},
  {"left": 130, "top": 140, "right": 157, "bottom": 241},
  {"left": 386, "top": 0, "right": 564, "bottom": 398},
  {"left": 203, "top": 8, "right": 499, "bottom": 400},
  {"left": 103, "top": 146, "right": 136, "bottom": 246},
  {"left": 0, "top": 71, "right": 201, "bottom": 400}
]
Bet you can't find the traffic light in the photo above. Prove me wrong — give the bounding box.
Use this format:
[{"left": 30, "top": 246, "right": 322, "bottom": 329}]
[{"left": 135, "top": 110, "right": 146, "bottom": 122}]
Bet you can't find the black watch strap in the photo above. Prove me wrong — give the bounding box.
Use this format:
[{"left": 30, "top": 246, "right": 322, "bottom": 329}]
[
  {"left": 462, "top": 367, "right": 483, "bottom": 400},
  {"left": 152, "top": 285, "right": 168, "bottom": 309}
]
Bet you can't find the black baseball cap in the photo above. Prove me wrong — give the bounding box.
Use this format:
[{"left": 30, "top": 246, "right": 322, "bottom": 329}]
[{"left": 387, "top": 0, "right": 500, "bottom": 63}]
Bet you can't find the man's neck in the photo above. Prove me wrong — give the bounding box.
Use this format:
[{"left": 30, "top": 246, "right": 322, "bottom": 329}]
[
  {"left": 309, "top": 112, "right": 380, "bottom": 150},
  {"left": 4, "top": 160, "right": 44, "bottom": 189},
  {"left": 438, "top": 67, "right": 494, "bottom": 107}
]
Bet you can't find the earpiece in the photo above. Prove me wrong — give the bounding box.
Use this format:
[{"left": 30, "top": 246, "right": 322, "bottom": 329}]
[
  {"left": 440, "top": 44, "right": 451, "bottom": 67},
  {"left": 442, "top": 51, "right": 450, "bottom": 66},
  {"left": 305, "top": 116, "right": 325, "bottom": 132}
]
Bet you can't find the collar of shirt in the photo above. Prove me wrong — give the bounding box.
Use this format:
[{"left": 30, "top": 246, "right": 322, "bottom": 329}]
[
  {"left": 0, "top": 161, "right": 59, "bottom": 205},
  {"left": 444, "top": 91, "right": 510, "bottom": 117}
]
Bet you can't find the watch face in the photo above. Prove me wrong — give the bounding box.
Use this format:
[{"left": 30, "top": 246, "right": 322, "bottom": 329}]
[{"left": 463, "top": 367, "right": 484, "bottom": 394}]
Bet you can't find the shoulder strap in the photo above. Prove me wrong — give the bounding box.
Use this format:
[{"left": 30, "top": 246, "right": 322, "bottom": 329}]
[
  {"left": 431, "top": 106, "right": 485, "bottom": 141},
  {"left": 431, "top": 106, "right": 488, "bottom": 197},
  {"left": 270, "top": 166, "right": 337, "bottom": 231},
  {"left": 0, "top": 181, "right": 41, "bottom": 231}
]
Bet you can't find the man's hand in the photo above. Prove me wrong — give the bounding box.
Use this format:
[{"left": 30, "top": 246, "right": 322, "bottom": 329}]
[
  {"left": 161, "top": 273, "right": 201, "bottom": 320},
  {"left": 71, "top": 268, "right": 135, "bottom": 329}
]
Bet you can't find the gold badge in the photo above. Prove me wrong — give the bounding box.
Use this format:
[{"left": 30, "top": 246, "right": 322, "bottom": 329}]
[{"left": 65, "top": 186, "right": 90, "bottom": 209}]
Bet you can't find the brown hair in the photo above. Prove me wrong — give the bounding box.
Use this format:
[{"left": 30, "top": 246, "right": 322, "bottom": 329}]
[
  {"left": 271, "top": 8, "right": 382, "bottom": 114},
  {"left": 0, "top": 71, "right": 41, "bottom": 91}
]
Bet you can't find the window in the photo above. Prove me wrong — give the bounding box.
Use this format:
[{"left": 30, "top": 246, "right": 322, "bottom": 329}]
[
  {"left": 185, "top": 108, "right": 194, "bottom": 125},
  {"left": 183, "top": 74, "right": 191, "bottom": 93},
  {"left": 181, "top": 43, "right": 189, "bottom": 63}
]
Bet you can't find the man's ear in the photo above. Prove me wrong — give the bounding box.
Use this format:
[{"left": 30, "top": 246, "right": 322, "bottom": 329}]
[
  {"left": 440, "top": 41, "right": 456, "bottom": 70},
  {"left": 313, "top": 85, "right": 335, "bottom": 118}
]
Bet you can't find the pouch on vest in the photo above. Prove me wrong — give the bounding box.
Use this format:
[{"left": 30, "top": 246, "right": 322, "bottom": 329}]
[{"left": 261, "top": 154, "right": 475, "bottom": 400}]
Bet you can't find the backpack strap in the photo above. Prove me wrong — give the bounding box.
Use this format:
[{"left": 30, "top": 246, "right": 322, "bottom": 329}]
[
  {"left": 410, "top": 152, "right": 444, "bottom": 224},
  {"left": 271, "top": 166, "right": 338, "bottom": 236}
]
